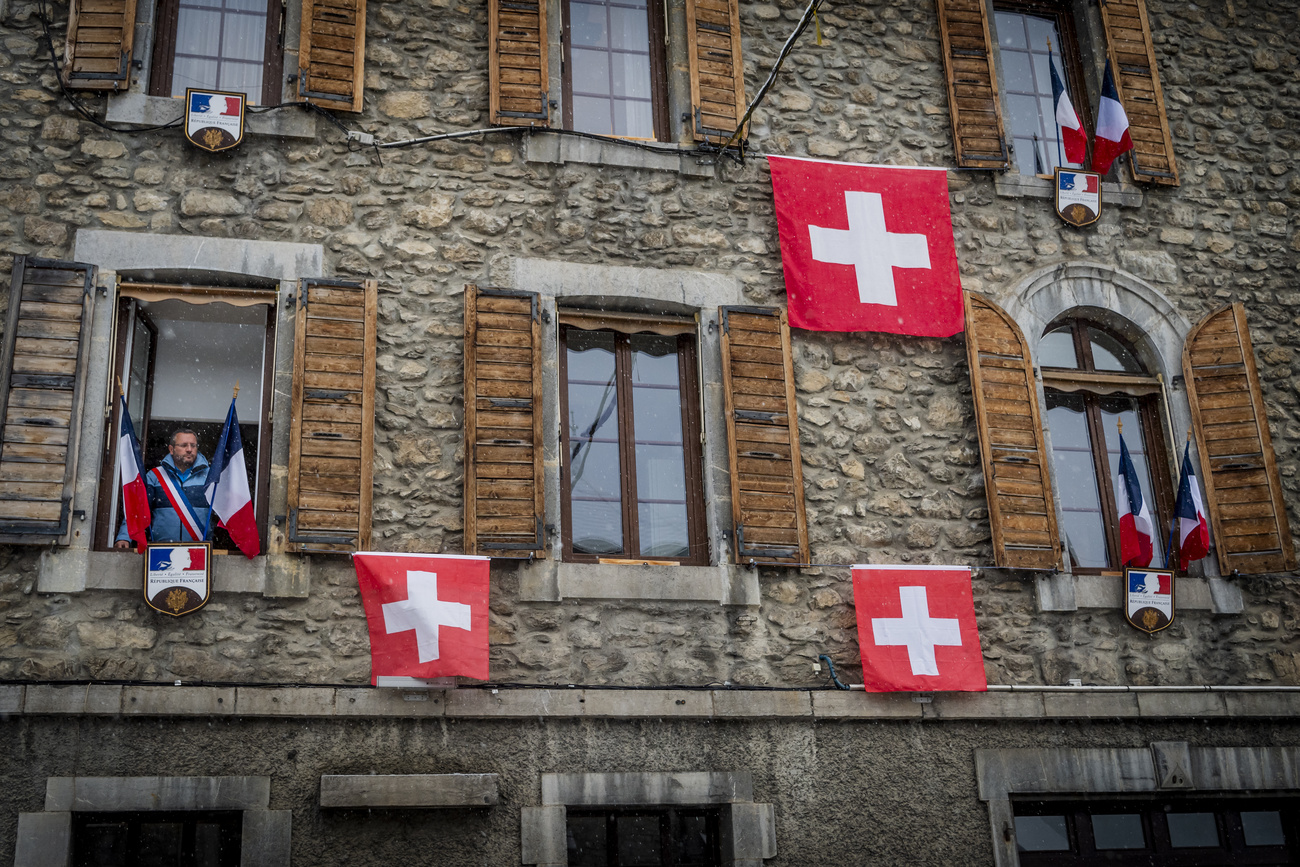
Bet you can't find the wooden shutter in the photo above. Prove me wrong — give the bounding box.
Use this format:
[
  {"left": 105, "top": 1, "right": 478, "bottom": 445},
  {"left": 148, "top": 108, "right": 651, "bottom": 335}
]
[
  {"left": 1183, "top": 304, "right": 1294, "bottom": 575},
  {"left": 686, "top": 0, "right": 746, "bottom": 143},
  {"left": 62, "top": 0, "right": 137, "bottom": 90},
  {"left": 719, "top": 306, "right": 808, "bottom": 565},
  {"left": 935, "top": 0, "right": 1008, "bottom": 169},
  {"left": 489, "top": 0, "right": 550, "bottom": 126},
  {"left": 298, "top": 0, "right": 367, "bottom": 113},
  {"left": 286, "top": 278, "right": 375, "bottom": 553},
  {"left": 0, "top": 258, "right": 96, "bottom": 544},
  {"left": 964, "top": 293, "right": 1061, "bottom": 570},
  {"left": 1098, "top": 0, "right": 1178, "bottom": 185},
  {"left": 463, "top": 285, "right": 545, "bottom": 556}
]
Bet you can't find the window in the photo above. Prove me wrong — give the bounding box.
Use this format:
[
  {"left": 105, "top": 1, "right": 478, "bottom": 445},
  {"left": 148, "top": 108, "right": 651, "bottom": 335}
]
[
  {"left": 993, "top": 2, "right": 1089, "bottom": 176},
  {"left": 559, "top": 320, "right": 708, "bottom": 565},
  {"left": 1013, "top": 799, "right": 1298, "bottom": 866},
  {"left": 567, "top": 808, "right": 721, "bottom": 867},
  {"left": 148, "top": 0, "right": 285, "bottom": 105},
  {"left": 94, "top": 284, "right": 276, "bottom": 552},
  {"left": 1039, "top": 317, "right": 1173, "bottom": 572},
  {"left": 73, "top": 811, "right": 242, "bottom": 867},
  {"left": 562, "top": 0, "right": 668, "bottom": 139}
]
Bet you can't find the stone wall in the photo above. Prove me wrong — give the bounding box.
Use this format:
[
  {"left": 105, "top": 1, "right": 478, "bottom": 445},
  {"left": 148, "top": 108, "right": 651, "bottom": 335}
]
[{"left": 0, "top": 0, "right": 1297, "bottom": 688}]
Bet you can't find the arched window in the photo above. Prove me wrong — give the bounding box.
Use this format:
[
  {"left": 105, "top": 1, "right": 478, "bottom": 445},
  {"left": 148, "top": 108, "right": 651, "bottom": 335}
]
[{"left": 1039, "top": 316, "right": 1174, "bottom": 572}]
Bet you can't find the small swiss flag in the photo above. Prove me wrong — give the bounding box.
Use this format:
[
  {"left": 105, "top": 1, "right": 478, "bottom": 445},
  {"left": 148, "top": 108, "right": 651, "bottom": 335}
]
[
  {"left": 768, "top": 156, "right": 964, "bottom": 337},
  {"left": 852, "top": 565, "right": 987, "bottom": 692},
  {"left": 353, "top": 553, "right": 490, "bottom": 684}
]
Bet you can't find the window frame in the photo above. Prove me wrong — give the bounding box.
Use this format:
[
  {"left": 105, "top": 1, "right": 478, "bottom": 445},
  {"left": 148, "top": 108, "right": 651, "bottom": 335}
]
[
  {"left": 566, "top": 806, "right": 722, "bottom": 867},
  {"left": 147, "top": 0, "right": 287, "bottom": 106},
  {"left": 560, "top": 0, "right": 671, "bottom": 141},
  {"left": 72, "top": 809, "right": 243, "bottom": 867},
  {"left": 93, "top": 284, "right": 278, "bottom": 554},
  {"left": 1040, "top": 316, "right": 1174, "bottom": 573},
  {"left": 557, "top": 322, "right": 709, "bottom": 566},
  {"left": 992, "top": 0, "right": 1093, "bottom": 177}
]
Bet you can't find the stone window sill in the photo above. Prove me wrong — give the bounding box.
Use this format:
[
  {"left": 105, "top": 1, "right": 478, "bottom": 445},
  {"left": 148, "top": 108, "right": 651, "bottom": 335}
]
[
  {"left": 517, "top": 560, "right": 759, "bottom": 606},
  {"left": 993, "top": 172, "right": 1143, "bottom": 208},
  {"left": 1035, "top": 572, "right": 1242, "bottom": 614},
  {"left": 105, "top": 93, "right": 318, "bottom": 141},
  {"left": 37, "top": 549, "right": 310, "bottom": 597},
  {"left": 524, "top": 132, "right": 716, "bottom": 178}
]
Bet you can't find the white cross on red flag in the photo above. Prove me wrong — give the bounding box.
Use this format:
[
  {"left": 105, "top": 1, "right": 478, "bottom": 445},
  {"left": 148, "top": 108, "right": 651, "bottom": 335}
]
[
  {"left": 353, "top": 552, "right": 490, "bottom": 684},
  {"left": 852, "top": 565, "right": 986, "bottom": 692},
  {"left": 767, "top": 156, "right": 964, "bottom": 337}
]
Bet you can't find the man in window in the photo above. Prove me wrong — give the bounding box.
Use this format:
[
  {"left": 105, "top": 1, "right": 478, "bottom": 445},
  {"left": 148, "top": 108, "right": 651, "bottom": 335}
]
[{"left": 114, "top": 429, "right": 213, "bottom": 550}]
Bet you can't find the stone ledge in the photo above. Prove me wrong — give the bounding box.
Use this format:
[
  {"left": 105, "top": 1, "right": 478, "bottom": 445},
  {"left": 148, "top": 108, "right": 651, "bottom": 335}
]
[
  {"left": 524, "top": 132, "right": 716, "bottom": 178},
  {"left": 1036, "top": 573, "right": 1243, "bottom": 614},
  {"left": 46, "top": 776, "right": 270, "bottom": 811},
  {"left": 105, "top": 92, "right": 319, "bottom": 140},
  {"left": 9, "top": 685, "right": 1300, "bottom": 721},
  {"left": 993, "top": 172, "right": 1143, "bottom": 207},
  {"left": 518, "top": 559, "right": 759, "bottom": 606},
  {"left": 319, "top": 774, "right": 499, "bottom": 808}
]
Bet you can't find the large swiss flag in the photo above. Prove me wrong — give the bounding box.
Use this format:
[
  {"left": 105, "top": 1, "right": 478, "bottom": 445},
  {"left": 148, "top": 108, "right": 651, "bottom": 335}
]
[
  {"left": 353, "top": 553, "right": 490, "bottom": 684},
  {"left": 768, "top": 156, "right": 963, "bottom": 337},
  {"left": 852, "top": 565, "right": 986, "bottom": 692}
]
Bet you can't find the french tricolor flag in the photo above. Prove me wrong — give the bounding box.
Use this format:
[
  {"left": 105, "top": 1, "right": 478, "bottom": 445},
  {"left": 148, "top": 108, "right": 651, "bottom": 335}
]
[
  {"left": 1116, "top": 430, "right": 1154, "bottom": 568},
  {"left": 1049, "top": 58, "right": 1086, "bottom": 165},
  {"left": 1173, "top": 442, "right": 1210, "bottom": 569},
  {"left": 206, "top": 398, "right": 260, "bottom": 558},
  {"left": 1092, "top": 61, "right": 1134, "bottom": 175},
  {"left": 117, "top": 395, "right": 151, "bottom": 548}
]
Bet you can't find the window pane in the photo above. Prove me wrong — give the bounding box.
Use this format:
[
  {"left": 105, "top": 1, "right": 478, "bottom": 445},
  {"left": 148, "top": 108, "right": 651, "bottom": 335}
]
[
  {"left": 1000, "top": 51, "right": 1033, "bottom": 93},
  {"left": 609, "top": 2, "right": 648, "bottom": 50},
  {"left": 1242, "top": 811, "right": 1286, "bottom": 846},
  {"left": 567, "top": 816, "right": 609, "bottom": 866},
  {"left": 1089, "top": 327, "right": 1143, "bottom": 372},
  {"left": 221, "top": 12, "right": 266, "bottom": 61},
  {"left": 613, "top": 99, "right": 654, "bottom": 138},
  {"left": 1015, "top": 815, "right": 1070, "bottom": 851},
  {"left": 567, "top": 0, "right": 652, "bottom": 137},
  {"left": 74, "top": 822, "right": 129, "bottom": 867},
  {"left": 570, "top": 2, "right": 609, "bottom": 46},
  {"left": 567, "top": 330, "right": 623, "bottom": 555},
  {"left": 1167, "top": 813, "right": 1219, "bottom": 848},
  {"left": 611, "top": 52, "right": 651, "bottom": 99},
  {"left": 677, "top": 814, "right": 711, "bottom": 865},
  {"left": 1025, "top": 15, "right": 1055, "bottom": 53},
  {"left": 996, "top": 11, "right": 1027, "bottom": 49},
  {"left": 218, "top": 61, "right": 264, "bottom": 100},
  {"left": 1092, "top": 814, "right": 1145, "bottom": 850},
  {"left": 1047, "top": 393, "right": 1108, "bottom": 569},
  {"left": 194, "top": 822, "right": 226, "bottom": 867},
  {"left": 1007, "top": 93, "right": 1043, "bottom": 139},
  {"left": 170, "top": 57, "right": 220, "bottom": 95},
  {"left": 631, "top": 335, "right": 688, "bottom": 558},
  {"left": 136, "top": 822, "right": 184, "bottom": 867},
  {"left": 617, "top": 815, "right": 663, "bottom": 867},
  {"left": 174, "top": 7, "right": 223, "bottom": 56},
  {"left": 1039, "top": 327, "right": 1078, "bottom": 368},
  {"left": 573, "top": 95, "right": 613, "bottom": 132},
  {"left": 572, "top": 48, "right": 612, "bottom": 96}
]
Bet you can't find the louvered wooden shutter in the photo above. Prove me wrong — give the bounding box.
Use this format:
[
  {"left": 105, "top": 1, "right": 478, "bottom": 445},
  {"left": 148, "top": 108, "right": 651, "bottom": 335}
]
[
  {"left": 285, "top": 278, "right": 375, "bottom": 553},
  {"left": 965, "top": 293, "right": 1061, "bottom": 569},
  {"left": 489, "top": 0, "right": 550, "bottom": 126},
  {"left": 0, "top": 258, "right": 96, "bottom": 544},
  {"left": 935, "top": 0, "right": 1008, "bottom": 169},
  {"left": 298, "top": 0, "right": 367, "bottom": 113},
  {"left": 719, "top": 306, "right": 808, "bottom": 565},
  {"left": 463, "top": 285, "right": 545, "bottom": 556},
  {"left": 62, "top": 0, "right": 138, "bottom": 90},
  {"left": 686, "top": 0, "right": 745, "bottom": 143},
  {"left": 1098, "top": 0, "right": 1178, "bottom": 185},
  {"left": 1183, "top": 304, "right": 1294, "bottom": 574}
]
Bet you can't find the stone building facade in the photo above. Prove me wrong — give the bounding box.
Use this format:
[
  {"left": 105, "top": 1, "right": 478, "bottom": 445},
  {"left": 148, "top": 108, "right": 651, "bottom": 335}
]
[{"left": 0, "top": 0, "right": 1298, "bottom": 862}]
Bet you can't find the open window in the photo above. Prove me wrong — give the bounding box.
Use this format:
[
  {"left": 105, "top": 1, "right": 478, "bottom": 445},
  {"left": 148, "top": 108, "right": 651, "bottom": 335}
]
[{"left": 95, "top": 283, "right": 276, "bottom": 553}]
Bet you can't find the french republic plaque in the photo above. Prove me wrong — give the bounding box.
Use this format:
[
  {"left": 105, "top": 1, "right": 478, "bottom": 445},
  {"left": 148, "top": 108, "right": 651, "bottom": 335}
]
[
  {"left": 184, "top": 89, "right": 246, "bottom": 153},
  {"left": 1054, "top": 168, "right": 1101, "bottom": 227},
  {"left": 145, "top": 543, "right": 212, "bottom": 617},
  {"left": 1124, "top": 567, "right": 1175, "bottom": 634}
]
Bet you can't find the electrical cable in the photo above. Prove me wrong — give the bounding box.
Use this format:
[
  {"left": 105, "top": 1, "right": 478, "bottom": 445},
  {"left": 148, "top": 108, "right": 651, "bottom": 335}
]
[{"left": 818, "top": 654, "right": 850, "bottom": 690}]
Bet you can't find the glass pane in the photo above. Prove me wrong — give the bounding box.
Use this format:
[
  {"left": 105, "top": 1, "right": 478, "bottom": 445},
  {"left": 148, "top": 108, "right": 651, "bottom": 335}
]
[
  {"left": 1242, "top": 811, "right": 1286, "bottom": 846},
  {"left": 1089, "top": 327, "right": 1144, "bottom": 372},
  {"left": 617, "top": 815, "right": 663, "bottom": 867},
  {"left": 1025, "top": 15, "right": 1056, "bottom": 54},
  {"left": 572, "top": 48, "right": 612, "bottom": 95},
  {"left": 996, "top": 11, "right": 1027, "bottom": 49},
  {"left": 75, "top": 822, "right": 129, "bottom": 867},
  {"left": 1012, "top": 136, "right": 1039, "bottom": 176},
  {"left": 136, "top": 822, "right": 184, "bottom": 867},
  {"left": 128, "top": 314, "right": 153, "bottom": 424},
  {"left": 611, "top": 52, "right": 651, "bottom": 98},
  {"left": 1039, "top": 327, "right": 1078, "bottom": 368},
  {"left": 221, "top": 12, "right": 266, "bottom": 61},
  {"left": 573, "top": 95, "right": 613, "bottom": 133},
  {"left": 1092, "top": 814, "right": 1146, "bottom": 850},
  {"left": 567, "top": 816, "right": 609, "bottom": 866},
  {"left": 1015, "top": 815, "right": 1070, "bottom": 852},
  {"left": 1167, "top": 813, "right": 1219, "bottom": 848},
  {"left": 570, "top": 2, "right": 609, "bottom": 46},
  {"left": 1046, "top": 393, "right": 1108, "bottom": 568},
  {"left": 613, "top": 99, "right": 654, "bottom": 138},
  {"left": 1101, "top": 398, "right": 1163, "bottom": 565},
  {"left": 1000, "top": 51, "right": 1033, "bottom": 92},
  {"left": 609, "top": 3, "right": 648, "bottom": 50},
  {"left": 631, "top": 335, "right": 689, "bottom": 558},
  {"left": 174, "top": 7, "right": 223, "bottom": 56},
  {"left": 567, "top": 330, "right": 623, "bottom": 555},
  {"left": 218, "top": 61, "right": 263, "bottom": 100},
  {"left": 677, "top": 815, "right": 710, "bottom": 865},
  {"left": 170, "top": 57, "right": 220, "bottom": 95},
  {"left": 1007, "top": 93, "right": 1043, "bottom": 139},
  {"left": 194, "top": 822, "right": 225, "bottom": 867}
]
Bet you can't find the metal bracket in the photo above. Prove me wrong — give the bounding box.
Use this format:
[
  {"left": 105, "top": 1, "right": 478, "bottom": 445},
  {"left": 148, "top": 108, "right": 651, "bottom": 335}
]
[{"left": 286, "top": 508, "right": 355, "bottom": 547}]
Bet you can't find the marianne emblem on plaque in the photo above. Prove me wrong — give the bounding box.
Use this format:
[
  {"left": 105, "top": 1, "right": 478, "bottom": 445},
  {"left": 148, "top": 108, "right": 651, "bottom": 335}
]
[
  {"left": 1124, "top": 567, "right": 1174, "bottom": 634},
  {"left": 144, "top": 543, "right": 212, "bottom": 617},
  {"left": 184, "top": 89, "right": 246, "bottom": 153},
  {"left": 1054, "top": 168, "right": 1102, "bottom": 227}
]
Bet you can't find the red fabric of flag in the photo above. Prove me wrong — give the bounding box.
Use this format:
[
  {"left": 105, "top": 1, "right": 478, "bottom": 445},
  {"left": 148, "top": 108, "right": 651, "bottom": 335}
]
[
  {"left": 768, "top": 156, "right": 964, "bottom": 337},
  {"left": 852, "top": 565, "right": 986, "bottom": 693},
  {"left": 353, "top": 553, "right": 490, "bottom": 683}
]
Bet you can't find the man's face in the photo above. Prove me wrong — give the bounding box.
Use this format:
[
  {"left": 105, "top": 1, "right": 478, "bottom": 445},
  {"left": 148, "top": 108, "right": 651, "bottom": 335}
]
[{"left": 169, "top": 433, "right": 199, "bottom": 471}]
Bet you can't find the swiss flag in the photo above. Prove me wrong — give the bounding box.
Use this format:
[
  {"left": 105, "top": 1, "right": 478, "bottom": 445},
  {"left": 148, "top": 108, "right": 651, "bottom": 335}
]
[
  {"left": 768, "top": 156, "right": 964, "bottom": 337},
  {"left": 852, "top": 565, "right": 986, "bottom": 692},
  {"left": 353, "top": 553, "right": 490, "bottom": 684}
]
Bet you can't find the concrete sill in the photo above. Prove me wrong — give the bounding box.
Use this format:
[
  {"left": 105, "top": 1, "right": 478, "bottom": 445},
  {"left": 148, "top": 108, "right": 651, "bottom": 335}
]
[
  {"left": 993, "top": 172, "right": 1144, "bottom": 207},
  {"left": 524, "top": 131, "right": 716, "bottom": 178},
  {"left": 1035, "top": 572, "right": 1243, "bottom": 614},
  {"left": 105, "top": 92, "right": 318, "bottom": 140},
  {"left": 517, "top": 559, "right": 759, "bottom": 606},
  {"left": 36, "top": 548, "right": 310, "bottom": 597}
]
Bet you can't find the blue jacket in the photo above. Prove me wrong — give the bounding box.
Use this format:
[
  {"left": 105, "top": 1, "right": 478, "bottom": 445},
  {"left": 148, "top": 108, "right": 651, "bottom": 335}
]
[{"left": 117, "top": 453, "right": 212, "bottom": 544}]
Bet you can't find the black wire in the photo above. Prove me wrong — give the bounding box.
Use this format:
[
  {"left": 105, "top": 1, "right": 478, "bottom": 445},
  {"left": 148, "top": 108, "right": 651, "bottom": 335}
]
[{"left": 0, "top": 677, "right": 842, "bottom": 692}]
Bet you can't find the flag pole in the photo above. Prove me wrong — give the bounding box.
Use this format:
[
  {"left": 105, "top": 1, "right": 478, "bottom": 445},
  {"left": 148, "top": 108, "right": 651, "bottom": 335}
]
[{"left": 1049, "top": 38, "right": 1064, "bottom": 170}]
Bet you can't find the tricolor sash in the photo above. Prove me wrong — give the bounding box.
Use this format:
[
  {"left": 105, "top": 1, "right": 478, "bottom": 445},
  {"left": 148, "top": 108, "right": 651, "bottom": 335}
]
[{"left": 151, "top": 466, "right": 206, "bottom": 541}]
